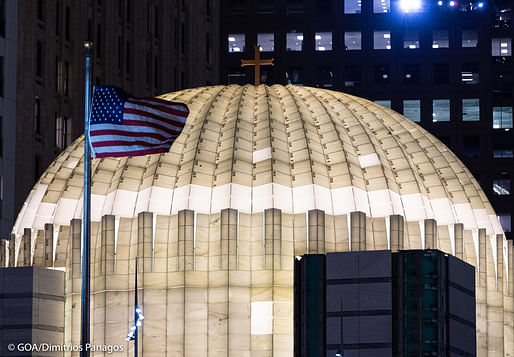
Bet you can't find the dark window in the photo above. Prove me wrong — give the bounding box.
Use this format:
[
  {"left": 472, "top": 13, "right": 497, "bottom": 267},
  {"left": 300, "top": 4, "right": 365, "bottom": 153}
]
[
  {"left": 0, "top": 0, "right": 5, "bottom": 37},
  {"left": 65, "top": 6, "right": 70, "bottom": 41},
  {"left": 261, "top": 66, "right": 274, "bottom": 85},
  {"left": 493, "top": 145, "right": 513, "bottom": 158},
  {"left": 462, "top": 63, "right": 479, "bottom": 84},
  {"left": 36, "top": 41, "right": 43, "bottom": 77},
  {"left": 0, "top": 56, "right": 3, "bottom": 97},
  {"left": 154, "top": 6, "right": 159, "bottom": 38},
  {"left": 345, "top": 65, "right": 361, "bottom": 86},
  {"left": 146, "top": 51, "right": 151, "bottom": 85},
  {"left": 499, "top": 213, "right": 512, "bottom": 232},
  {"left": 493, "top": 72, "right": 512, "bottom": 91},
  {"left": 87, "top": 19, "right": 92, "bottom": 41},
  {"left": 34, "top": 98, "right": 41, "bottom": 134},
  {"left": 287, "top": 0, "right": 303, "bottom": 13},
  {"left": 119, "top": 0, "right": 123, "bottom": 17},
  {"left": 404, "top": 64, "right": 419, "bottom": 84},
  {"left": 118, "top": 36, "right": 122, "bottom": 70},
  {"left": 258, "top": 0, "right": 274, "bottom": 13},
  {"left": 126, "top": 41, "right": 131, "bottom": 74},
  {"left": 37, "top": 0, "right": 44, "bottom": 21},
  {"left": 206, "top": 0, "right": 211, "bottom": 15},
  {"left": 181, "top": 71, "right": 185, "bottom": 89},
  {"left": 34, "top": 155, "right": 41, "bottom": 183},
  {"left": 463, "top": 136, "right": 480, "bottom": 158},
  {"left": 286, "top": 67, "right": 303, "bottom": 85},
  {"left": 63, "top": 61, "right": 70, "bottom": 96},
  {"left": 181, "top": 23, "right": 185, "bottom": 54},
  {"left": 55, "top": 116, "right": 71, "bottom": 149},
  {"left": 96, "top": 24, "right": 102, "bottom": 58},
  {"left": 228, "top": 68, "right": 245, "bottom": 85},
  {"left": 154, "top": 57, "right": 159, "bottom": 90},
  {"left": 375, "top": 64, "right": 391, "bottom": 85},
  {"left": 54, "top": 56, "right": 59, "bottom": 92},
  {"left": 230, "top": 0, "right": 245, "bottom": 14},
  {"left": 206, "top": 33, "right": 211, "bottom": 63},
  {"left": 0, "top": 116, "right": 3, "bottom": 157},
  {"left": 316, "top": 66, "right": 333, "bottom": 88},
  {"left": 317, "top": 0, "right": 331, "bottom": 13},
  {"left": 126, "top": 0, "right": 131, "bottom": 22},
  {"left": 55, "top": 2, "right": 60, "bottom": 35},
  {"left": 433, "top": 63, "right": 449, "bottom": 84}
]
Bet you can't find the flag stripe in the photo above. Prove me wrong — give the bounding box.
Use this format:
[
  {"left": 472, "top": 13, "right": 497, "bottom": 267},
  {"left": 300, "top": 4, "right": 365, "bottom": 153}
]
[
  {"left": 129, "top": 96, "right": 189, "bottom": 110},
  {"left": 126, "top": 99, "right": 189, "bottom": 117},
  {"left": 90, "top": 129, "right": 167, "bottom": 141},
  {"left": 90, "top": 123, "right": 173, "bottom": 137},
  {"left": 122, "top": 119, "right": 180, "bottom": 136},
  {"left": 92, "top": 138, "right": 176, "bottom": 148},
  {"left": 124, "top": 108, "right": 186, "bottom": 128}
]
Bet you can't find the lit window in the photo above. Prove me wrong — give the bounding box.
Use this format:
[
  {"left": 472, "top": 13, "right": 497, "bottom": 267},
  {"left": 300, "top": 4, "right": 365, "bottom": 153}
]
[
  {"left": 493, "top": 107, "right": 513, "bottom": 129},
  {"left": 228, "top": 33, "right": 245, "bottom": 53},
  {"left": 374, "top": 100, "right": 391, "bottom": 108},
  {"left": 492, "top": 38, "right": 512, "bottom": 56},
  {"left": 316, "top": 66, "right": 333, "bottom": 88},
  {"left": 493, "top": 177, "right": 511, "bottom": 195},
  {"left": 462, "top": 99, "right": 479, "bottom": 121},
  {"left": 462, "top": 29, "right": 478, "bottom": 47},
  {"left": 499, "top": 213, "right": 512, "bottom": 232},
  {"left": 404, "top": 64, "right": 419, "bottom": 84},
  {"left": 315, "top": 32, "right": 332, "bottom": 51},
  {"left": 404, "top": 30, "right": 420, "bottom": 49},
  {"left": 432, "top": 30, "right": 449, "bottom": 48},
  {"left": 258, "top": 33, "right": 274, "bottom": 52},
  {"left": 461, "top": 63, "right": 479, "bottom": 84},
  {"left": 55, "top": 116, "right": 72, "bottom": 149},
  {"left": 287, "top": 32, "right": 303, "bottom": 51},
  {"left": 403, "top": 30, "right": 419, "bottom": 50},
  {"left": 493, "top": 149, "right": 513, "bottom": 158},
  {"left": 399, "top": 0, "right": 421, "bottom": 12},
  {"left": 286, "top": 67, "right": 302, "bottom": 85},
  {"left": 375, "top": 65, "right": 391, "bottom": 84},
  {"left": 432, "top": 99, "right": 450, "bottom": 122},
  {"left": 374, "top": 0, "right": 390, "bottom": 13},
  {"left": 345, "top": 0, "right": 361, "bottom": 14},
  {"left": 345, "top": 32, "right": 361, "bottom": 50},
  {"left": 403, "top": 100, "right": 420, "bottom": 122},
  {"left": 374, "top": 31, "right": 391, "bottom": 50},
  {"left": 345, "top": 65, "right": 361, "bottom": 87}
]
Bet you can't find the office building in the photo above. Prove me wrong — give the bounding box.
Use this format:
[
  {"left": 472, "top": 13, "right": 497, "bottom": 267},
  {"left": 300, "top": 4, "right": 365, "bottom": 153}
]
[{"left": 220, "top": 0, "right": 514, "bottom": 239}]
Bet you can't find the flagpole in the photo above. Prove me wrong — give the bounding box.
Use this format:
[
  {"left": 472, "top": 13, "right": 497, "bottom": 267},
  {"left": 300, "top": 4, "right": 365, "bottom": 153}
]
[
  {"left": 81, "top": 41, "right": 93, "bottom": 357},
  {"left": 135, "top": 258, "right": 138, "bottom": 357}
]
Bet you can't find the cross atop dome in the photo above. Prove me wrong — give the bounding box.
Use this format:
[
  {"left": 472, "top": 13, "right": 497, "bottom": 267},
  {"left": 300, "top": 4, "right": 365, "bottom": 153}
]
[{"left": 241, "top": 45, "right": 274, "bottom": 86}]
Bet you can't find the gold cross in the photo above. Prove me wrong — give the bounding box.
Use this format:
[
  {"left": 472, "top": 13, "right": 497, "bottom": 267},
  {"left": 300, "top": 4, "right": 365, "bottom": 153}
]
[{"left": 241, "top": 45, "right": 274, "bottom": 86}]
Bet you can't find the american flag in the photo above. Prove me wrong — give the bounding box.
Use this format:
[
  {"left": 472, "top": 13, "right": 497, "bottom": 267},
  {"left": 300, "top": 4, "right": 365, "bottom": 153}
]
[{"left": 89, "top": 86, "right": 189, "bottom": 158}]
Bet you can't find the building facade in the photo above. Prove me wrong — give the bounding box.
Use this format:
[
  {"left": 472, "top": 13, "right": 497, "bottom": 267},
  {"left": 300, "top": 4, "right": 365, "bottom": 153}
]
[
  {"left": 220, "top": 0, "right": 514, "bottom": 239},
  {"left": 294, "top": 250, "right": 476, "bottom": 356},
  {"left": 4, "top": 85, "right": 512, "bottom": 356},
  {"left": 0, "top": 0, "right": 218, "bottom": 237}
]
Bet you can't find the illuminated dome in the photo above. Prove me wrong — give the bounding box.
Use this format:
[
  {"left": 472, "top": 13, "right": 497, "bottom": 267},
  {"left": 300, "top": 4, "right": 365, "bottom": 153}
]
[{"left": 9, "top": 85, "right": 512, "bottom": 355}]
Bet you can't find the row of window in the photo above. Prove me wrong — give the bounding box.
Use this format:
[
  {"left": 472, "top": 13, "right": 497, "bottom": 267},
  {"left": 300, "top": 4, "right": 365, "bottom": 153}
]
[
  {"left": 230, "top": 0, "right": 487, "bottom": 15},
  {"left": 374, "top": 99, "right": 512, "bottom": 128},
  {"left": 228, "top": 32, "right": 511, "bottom": 54}
]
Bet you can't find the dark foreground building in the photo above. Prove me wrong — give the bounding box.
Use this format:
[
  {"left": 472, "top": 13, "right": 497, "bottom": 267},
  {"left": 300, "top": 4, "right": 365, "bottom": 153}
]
[
  {"left": 294, "top": 250, "right": 476, "bottom": 356},
  {"left": 221, "top": 0, "right": 514, "bottom": 239}
]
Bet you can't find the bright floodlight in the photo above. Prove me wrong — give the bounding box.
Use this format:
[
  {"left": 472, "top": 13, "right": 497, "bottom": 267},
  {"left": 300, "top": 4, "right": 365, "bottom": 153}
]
[
  {"left": 477, "top": 2, "right": 484, "bottom": 7},
  {"left": 437, "top": 0, "right": 443, "bottom": 5},
  {"left": 400, "top": 0, "right": 421, "bottom": 12}
]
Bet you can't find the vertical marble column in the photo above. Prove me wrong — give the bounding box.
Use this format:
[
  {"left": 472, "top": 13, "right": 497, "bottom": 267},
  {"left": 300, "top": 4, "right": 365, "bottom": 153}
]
[
  {"left": 265, "top": 208, "right": 282, "bottom": 269},
  {"left": 102, "top": 215, "right": 118, "bottom": 352},
  {"left": 477, "top": 229, "right": 488, "bottom": 355},
  {"left": 0, "top": 239, "right": 5, "bottom": 267},
  {"left": 8, "top": 234, "right": 15, "bottom": 267},
  {"left": 334, "top": 215, "right": 350, "bottom": 252},
  {"left": 181, "top": 209, "right": 206, "bottom": 356},
  {"left": 308, "top": 209, "right": 325, "bottom": 254},
  {"left": 44, "top": 224, "right": 54, "bottom": 267},
  {"left": 390, "top": 215, "right": 404, "bottom": 252},
  {"left": 424, "top": 219, "right": 437, "bottom": 250},
  {"left": 23, "top": 229, "right": 31, "bottom": 266},
  {"left": 350, "top": 211, "right": 366, "bottom": 251},
  {"left": 70, "top": 219, "right": 82, "bottom": 350},
  {"left": 17, "top": 233, "right": 25, "bottom": 267},
  {"left": 486, "top": 235, "right": 504, "bottom": 356},
  {"left": 506, "top": 242, "right": 514, "bottom": 356},
  {"left": 455, "top": 223, "right": 464, "bottom": 259}
]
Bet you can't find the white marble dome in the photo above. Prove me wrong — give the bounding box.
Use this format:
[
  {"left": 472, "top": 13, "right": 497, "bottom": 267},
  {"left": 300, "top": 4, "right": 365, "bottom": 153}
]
[{"left": 13, "top": 84, "right": 503, "bottom": 237}]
